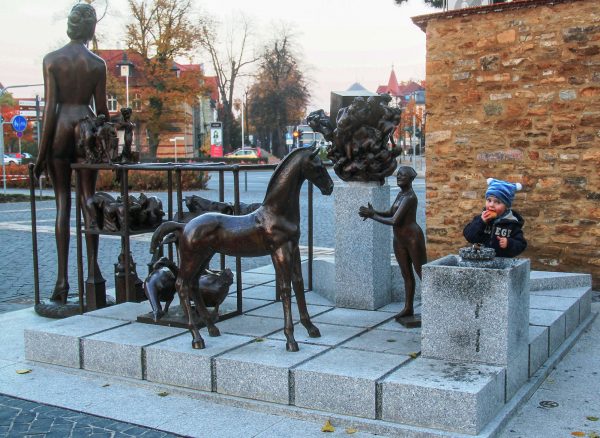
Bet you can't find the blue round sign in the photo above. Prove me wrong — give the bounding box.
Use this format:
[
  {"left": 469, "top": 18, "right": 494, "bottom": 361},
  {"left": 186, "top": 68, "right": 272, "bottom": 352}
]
[{"left": 11, "top": 115, "right": 27, "bottom": 132}]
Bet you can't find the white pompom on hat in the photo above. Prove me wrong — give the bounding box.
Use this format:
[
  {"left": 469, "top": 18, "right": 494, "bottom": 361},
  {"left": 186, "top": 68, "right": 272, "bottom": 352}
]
[{"left": 485, "top": 178, "right": 522, "bottom": 207}]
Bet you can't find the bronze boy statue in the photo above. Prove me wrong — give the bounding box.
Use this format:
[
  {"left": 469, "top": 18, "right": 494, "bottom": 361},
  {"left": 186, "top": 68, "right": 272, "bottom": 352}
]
[{"left": 359, "top": 166, "right": 427, "bottom": 322}]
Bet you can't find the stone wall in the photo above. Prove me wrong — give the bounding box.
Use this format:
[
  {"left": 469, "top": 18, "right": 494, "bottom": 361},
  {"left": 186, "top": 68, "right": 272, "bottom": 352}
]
[{"left": 413, "top": 0, "right": 600, "bottom": 288}]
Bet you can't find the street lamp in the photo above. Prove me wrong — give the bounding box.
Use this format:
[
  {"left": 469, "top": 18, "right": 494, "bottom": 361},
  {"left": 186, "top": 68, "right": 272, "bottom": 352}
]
[
  {"left": 116, "top": 52, "right": 134, "bottom": 108},
  {"left": 170, "top": 136, "right": 184, "bottom": 162}
]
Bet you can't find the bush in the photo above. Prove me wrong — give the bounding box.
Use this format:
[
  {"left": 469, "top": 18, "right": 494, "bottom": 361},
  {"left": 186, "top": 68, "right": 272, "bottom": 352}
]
[{"left": 0, "top": 165, "right": 31, "bottom": 188}]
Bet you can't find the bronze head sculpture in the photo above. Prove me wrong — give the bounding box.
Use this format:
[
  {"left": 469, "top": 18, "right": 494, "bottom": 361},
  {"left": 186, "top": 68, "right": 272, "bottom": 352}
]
[
  {"left": 308, "top": 95, "right": 401, "bottom": 184},
  {"left": 34, "top": 3, "right": 108, "bottom": 304}
]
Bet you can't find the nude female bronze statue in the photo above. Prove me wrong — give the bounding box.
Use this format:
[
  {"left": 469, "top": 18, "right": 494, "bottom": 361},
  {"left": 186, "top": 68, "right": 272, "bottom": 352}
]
[
  {"left": 151, "top": 147, "right": 334, "bottom": 351},
  {"left": 34, "top": 4, "right": 108, "bottom": 304},
  {"left": 359, "top": 166, "right": 427, "bottom": 321}
]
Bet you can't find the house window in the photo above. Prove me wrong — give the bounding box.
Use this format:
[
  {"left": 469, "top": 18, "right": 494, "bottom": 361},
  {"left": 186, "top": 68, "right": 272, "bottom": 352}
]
[
  {"left": 132, "top": 93, "right": 142, "bottom": 111},
  {"left": 107, "top": 94, "right": 118, "bottom": 112}
]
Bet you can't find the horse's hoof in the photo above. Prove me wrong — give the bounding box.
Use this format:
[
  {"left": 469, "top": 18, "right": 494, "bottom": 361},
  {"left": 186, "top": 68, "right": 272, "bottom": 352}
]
[
  {"left": 192, "top": 339, "right": 205, "bottom": 349},
  {"left": 208, "top": 326, "right": 221, "bottom": 337},
  {"left": 395, "top": 308, "right": 414, "bottom": 322},
  {"left": 307, "top": 325, "right": 321, "bottom": 338},
  {"left": 286, "top": 341, "right": 299, "bottom": 352}
]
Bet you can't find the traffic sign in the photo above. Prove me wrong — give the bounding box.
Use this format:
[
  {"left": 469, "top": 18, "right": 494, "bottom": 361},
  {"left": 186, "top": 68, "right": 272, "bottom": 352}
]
[
  {"left": 16, "top": 131, "right": 23, "bottom": 138},
  {"left": 11, "top": 115, "right": 27, "bottom": 132}
]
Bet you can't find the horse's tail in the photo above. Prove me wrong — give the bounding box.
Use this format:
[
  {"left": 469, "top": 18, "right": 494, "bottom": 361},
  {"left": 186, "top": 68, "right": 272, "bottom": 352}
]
[{"left": 149, "top": 221, "right": 184, "bottom": 263}]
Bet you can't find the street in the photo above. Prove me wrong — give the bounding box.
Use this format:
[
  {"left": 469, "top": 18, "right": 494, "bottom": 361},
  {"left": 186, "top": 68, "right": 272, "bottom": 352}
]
[{"left": 0, "top": 168, "right": 425, "bottom": 313}]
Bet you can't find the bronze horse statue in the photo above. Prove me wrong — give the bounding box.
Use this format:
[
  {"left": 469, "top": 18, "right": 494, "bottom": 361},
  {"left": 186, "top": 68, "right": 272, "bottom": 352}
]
[{"left": 154, "top": 147, "right": 334, "bottom": 351}]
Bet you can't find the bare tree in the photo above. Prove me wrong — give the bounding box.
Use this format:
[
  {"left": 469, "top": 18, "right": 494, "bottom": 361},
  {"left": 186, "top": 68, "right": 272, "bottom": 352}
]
[{"left": 199, "top": 14, "right": 257, "bottom": 152}]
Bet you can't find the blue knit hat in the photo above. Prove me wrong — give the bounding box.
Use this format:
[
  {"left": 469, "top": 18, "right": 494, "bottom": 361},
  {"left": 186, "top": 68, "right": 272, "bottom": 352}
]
[{"left": 485, "top": 178, "right": 522, "bottom": 208}]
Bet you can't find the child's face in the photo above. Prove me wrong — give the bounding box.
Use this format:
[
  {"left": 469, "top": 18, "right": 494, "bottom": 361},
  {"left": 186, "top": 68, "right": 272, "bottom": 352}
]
[
  {"left": 486, "top": 196, "right": 507, "bottom": 215},
  {"left": 396, "top": 171, "right": 412, "bottom": 186}
]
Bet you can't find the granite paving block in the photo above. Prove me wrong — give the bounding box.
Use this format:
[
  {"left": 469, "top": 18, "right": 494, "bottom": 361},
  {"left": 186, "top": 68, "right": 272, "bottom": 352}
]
[
  {"left": 82, "top": 323, "right": 186, "bottom": 379},
  {"left": 234, "top": 272, "right": 276, "bottom": 286},
  {"left": 377, "top": 302, "right": 422, "bottom": 314},
  {"left": 291, "top": 291, "right": 334, "bottom": 307},
  {"left": 267, "top": 322, "right": 365, "bottom": 346},
  {"left": 145, "top": 333, "right": 252, "bottom": 391},
  {"left": 245, "top": 302, "right": 332, "bottom": 321},
  {"left": 579, "top": 288, "right": 592, "bottom": 322},
  {"left": 528, "top": 325, "right": 548, "bottom": 377},
  {"left": 529, "top": 271, "right": 591, "bottom": 291},
  {"left": 245, "top": 265, "right": 276, "bottom": 275},
  {"left": 381, "top": 358, "right": 506, "bottom": 434},
  {"left": 218, "top": 296, "right": 270, "bottom": 314},
  {"left": 215, "top": 339, "right": 327, "bottom": 404},
  {"left": 340, "top": 329, "right": 421, "bottom": 356},
  {"left": 312, "top": 308, "right": 393, "bottom": 328},
  {"left": 334, "top": 182, "right": 391, "bottom": 310},
  {"left": 530, "top": 295, "right": 579, "bottom": 336},
  {"left": 377, "top": 319, "right": 422, "bottom": 334},
  {"left": 25, "top": 315, "right": 130, "bottom": 368},
  {"left": 530, "top": 308, "right": 566, "bottom": 355},
  {"left": 390, "top": 262, "right": 422, "bottom": 302},
  {"left": 217, "top": 315, "right": 290, "bottom": 338},
  {"left": 530, "top": 286, "right": 592, "bottom": 323},
  {"left": 294, "top": 348, "right": 406, "bottom": 419},
  {"left": 302, "top": 257, "right": 336, "bottom": 304},
  {"left": 86, "top": 301, "right": 152, "bottom": 321},
  {"left": 237, "top": 284, "right": 277, "bottom": 301}
]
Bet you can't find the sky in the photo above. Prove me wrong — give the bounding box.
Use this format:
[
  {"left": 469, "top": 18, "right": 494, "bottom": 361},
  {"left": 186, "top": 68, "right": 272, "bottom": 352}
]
[{"left": 0, "top": 0, "right": 438, "bottom": 112}]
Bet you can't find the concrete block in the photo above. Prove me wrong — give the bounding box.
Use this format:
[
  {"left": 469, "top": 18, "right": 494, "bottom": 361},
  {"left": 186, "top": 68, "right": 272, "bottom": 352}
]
[
  {"left": 421, "top": 255, "right": 530, "bottom": 400},
  {"left": 145, "top": 333, "right": 252, "bottom": 391},
  {"left": 24, "top": 315, "right": 129, "bottom": 368},
  {"left": 530, "top": 295, "right": 579, "bottom": 336},
  {"left": 215, "top": 339, "right": 327, "bottom": 404},
  {"left": 294, "top": 348, "right": 406, "bottom": 419},
  {"left": 334, "top": 182, "right": 391, "bottom": 310},
  {"left": 529, "top": 271, "right": 591, "bottom": 291},
  {"left": 340, "top": 329, "right": 421, "bottom": 356},
  {"left": 245, "top": 302, "right": 332, "bottom": 321},
  {"left": 312, "top": 308, "right": 393, "bottom": 328},
  {"left": 268, "top": 323, "right": 365, "bottom": 347},
  {"left": 580, "top": 288, "right": 592, "bottom": 322},
  {"left": 303, "top": 256, "right": 336, "bottom": 304},
  {"left": 528, "top": 325, "right": 548, "bottom": 377},
  {"left": 217, "top": 315, "right": 292, "bottom": 338},
  {"left": 531, "top": 287, "right": 593, "bottom": 323},
  {"left": 86, "top": 301, "right": 152, "bottom": 321},
  {"left": 530, "top": 308, "right": 566, "bottom": 355},
  {"left": 82, "top": 323, "right": 186, "bottom": 379},
  {"left": 381, "top": 358, "right": 506, "bottom": 434}
]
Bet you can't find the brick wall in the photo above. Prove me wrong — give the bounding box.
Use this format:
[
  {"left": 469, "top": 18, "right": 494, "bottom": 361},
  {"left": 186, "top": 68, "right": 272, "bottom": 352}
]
[{"left": 414, "top": 0, "right": 600, "bottom": 288}]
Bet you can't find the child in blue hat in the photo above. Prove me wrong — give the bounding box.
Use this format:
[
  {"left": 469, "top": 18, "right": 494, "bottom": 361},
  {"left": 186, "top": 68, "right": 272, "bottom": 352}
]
[{"left": 463, "top": 178, "right": 527, "bottom": 258}]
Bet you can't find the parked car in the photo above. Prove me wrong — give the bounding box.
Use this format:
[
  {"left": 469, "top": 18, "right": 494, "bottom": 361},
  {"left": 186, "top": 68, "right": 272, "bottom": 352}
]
[
  {"left": 225, "top": 148, "right": 260, "bottom": 159},
  {"left": 3, "top": 154, "right": 21, "bottom": 165}
]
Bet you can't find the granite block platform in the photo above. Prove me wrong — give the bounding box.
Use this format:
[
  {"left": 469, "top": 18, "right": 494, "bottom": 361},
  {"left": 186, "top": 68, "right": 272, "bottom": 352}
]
[{"left": 24, "top": 268, "right": 594, "bottom": 437}]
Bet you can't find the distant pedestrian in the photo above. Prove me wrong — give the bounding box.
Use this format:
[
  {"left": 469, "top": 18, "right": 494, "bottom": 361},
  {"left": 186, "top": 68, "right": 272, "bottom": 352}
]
[{"left": 463, "top": 178, "right": 527, "bottom": 258}]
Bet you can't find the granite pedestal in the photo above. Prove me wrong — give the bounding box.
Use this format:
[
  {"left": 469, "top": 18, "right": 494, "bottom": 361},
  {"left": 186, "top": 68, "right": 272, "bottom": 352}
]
[{"left": 421, "top": 255, "right": 530, "bottom": 401}]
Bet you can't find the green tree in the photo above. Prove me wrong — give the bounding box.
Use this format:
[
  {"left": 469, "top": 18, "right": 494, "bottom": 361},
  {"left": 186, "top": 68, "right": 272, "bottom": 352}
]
[
  {"left": 123, "top": 0, "right": 205, "bottom": 157},
  {"left": 247, "top": 31, "right": 309, "bottom": 157}
]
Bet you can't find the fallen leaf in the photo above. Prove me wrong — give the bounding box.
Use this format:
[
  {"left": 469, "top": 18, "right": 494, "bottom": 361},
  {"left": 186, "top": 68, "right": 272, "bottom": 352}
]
[
  {"left": 102, "top": 384, "right": 110, "bottom": 388},
  {"left": 588, "top": 432, "right": 600, "bottom": 438},
  {"left": 321, "top": 420, "right": 335, "bottom": 433},
  {"left": 386, "top": 339, "right": 397, "bottom": 343},
  {"left": 255, "top": 338, "right": 265, "bottom": 343},
  {"left": 346, "top": 427, "right": 358, "bottom": 434},
  {"left": 16, "top": 369, "right": 32, "bottom": 374},
  {"left": 409, "top": 352, "right": 418, "bottom": 359},
  {"left": 587, "top": 416, "right": 599, "bottom": 421},
  {"left": 157, "top": 391, "right": 169, "bottom": 397},
  {"left": 571, "top": 432, "right": 585, "bottom": 437}
]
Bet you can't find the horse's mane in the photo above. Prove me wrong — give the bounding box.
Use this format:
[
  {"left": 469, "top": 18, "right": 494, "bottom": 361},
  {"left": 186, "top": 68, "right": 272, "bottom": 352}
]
[{"left": 265, "top": 147, "right": 312, "bottom": 195}]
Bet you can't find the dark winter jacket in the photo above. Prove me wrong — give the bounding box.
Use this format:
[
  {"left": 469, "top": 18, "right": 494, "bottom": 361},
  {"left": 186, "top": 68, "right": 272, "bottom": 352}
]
[{"left": 463, "top": 209, "right": 527, "bottom": 258}]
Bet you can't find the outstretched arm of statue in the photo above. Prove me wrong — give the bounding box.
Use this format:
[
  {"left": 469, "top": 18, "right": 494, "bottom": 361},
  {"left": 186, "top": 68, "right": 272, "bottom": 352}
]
[{"left": 34, "top": 58, "right": 57, "bottom": 179}]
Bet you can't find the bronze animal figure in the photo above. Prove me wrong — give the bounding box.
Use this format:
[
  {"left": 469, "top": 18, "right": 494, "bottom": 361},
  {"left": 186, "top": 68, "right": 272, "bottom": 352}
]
[{"left": 152, "top": 147, "right": 334, "bottom": 351}]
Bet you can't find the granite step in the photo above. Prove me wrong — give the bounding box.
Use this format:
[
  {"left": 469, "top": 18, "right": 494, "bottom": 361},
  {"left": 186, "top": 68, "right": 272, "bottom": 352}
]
[{"left": 529, "top": 271, "right": 591, "bottom": 291}]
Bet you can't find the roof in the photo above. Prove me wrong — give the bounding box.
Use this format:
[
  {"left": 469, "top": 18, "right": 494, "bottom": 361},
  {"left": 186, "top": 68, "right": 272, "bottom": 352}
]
[{"left": 411, "top": 0, "right": 583, "bottom": 32}]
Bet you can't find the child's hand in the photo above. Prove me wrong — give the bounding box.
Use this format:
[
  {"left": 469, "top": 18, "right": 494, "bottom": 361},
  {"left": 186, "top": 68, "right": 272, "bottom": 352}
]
[
  {"left": 481, "top": 210, "right": 497, "bottom": 223},
  {"left": 497, "top": 236, "right": 508, "bottom": 249},
  {"left": 359, "top": 202, "right": 375, "bottom": 220}
]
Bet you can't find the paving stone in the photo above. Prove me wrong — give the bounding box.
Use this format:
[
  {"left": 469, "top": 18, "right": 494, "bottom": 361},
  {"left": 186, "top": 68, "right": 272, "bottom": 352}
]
[
  {"left": 312, "top": 308, "right": 393, "bottom": 328},
  {"left": 233, "top": 272, "right": 276, "bottom": 286},
  {"left": 86, "top": 302, "right": 153, "bottom": 322},
  {"left": 244, "top": 264, "right": 276, "bottom": 275},
  {"left": 381, "top": 358, "right": 506, "bottom": 435},
  {"left": 294, "top": 348, "right": 406, "bottom": 418},
  {"left": 218, "top": 296, "right": 270, "bottom": 314},
  {"left": 340, "top": 329, "right": 421, "bottom": 356},
  {"left": 216, "top": 315, "right": 291, "bottom": 338},
  {"left": 530, "top": 308, "right": 566, "bottom": 355},
  {"left": 82, "top": 323, "right": 186, "bottom": 379},
  {"left": 25, "top": 315, "right": 130, "bottom": 368},
  {"left": 145, "top": 332, "right": 252, "bottom": 391},
  {"left": 291, "top": 290, "right": 334, "bottom": 307},
  {"left": 237, "top": 284, "right": 277, "bottom": 301},
  {"left": 267, "top": 322, "right": 365, "bottom": 346},
  {"left": 529, "top": 325, "right": 549, "bottom": 377},
  {"left": 376, "top": 319, "right": 422, "bottom": 334},
  {"left": 215, "top": 338, "right": 327, "bottom": 404},
  {"left": 245, "top": 301, "right": 332, "bottom": 321},
  {"left": 530, "top": 295, "right": 579, "bottom": 336}
]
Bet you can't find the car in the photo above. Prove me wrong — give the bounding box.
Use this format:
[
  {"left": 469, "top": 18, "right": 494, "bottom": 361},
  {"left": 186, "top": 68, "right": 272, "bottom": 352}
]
[
  {"left": 224, "top": 148, "right": 260, "bottom": 159},
  {"left": 3, "top": 154, "right": 21, "bottom": 165}
]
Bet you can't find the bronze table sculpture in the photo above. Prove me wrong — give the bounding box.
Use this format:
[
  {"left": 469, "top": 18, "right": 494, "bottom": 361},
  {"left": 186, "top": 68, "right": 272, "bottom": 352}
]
[
  {"left": 359, "top": 166, "right": 427, "bottom": 323},
  {"left": 152, "top": 147, "right": 334, "bottom": 351},
  {"left": 33, "top": 3, "right": 108, "bottom": 306}
]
